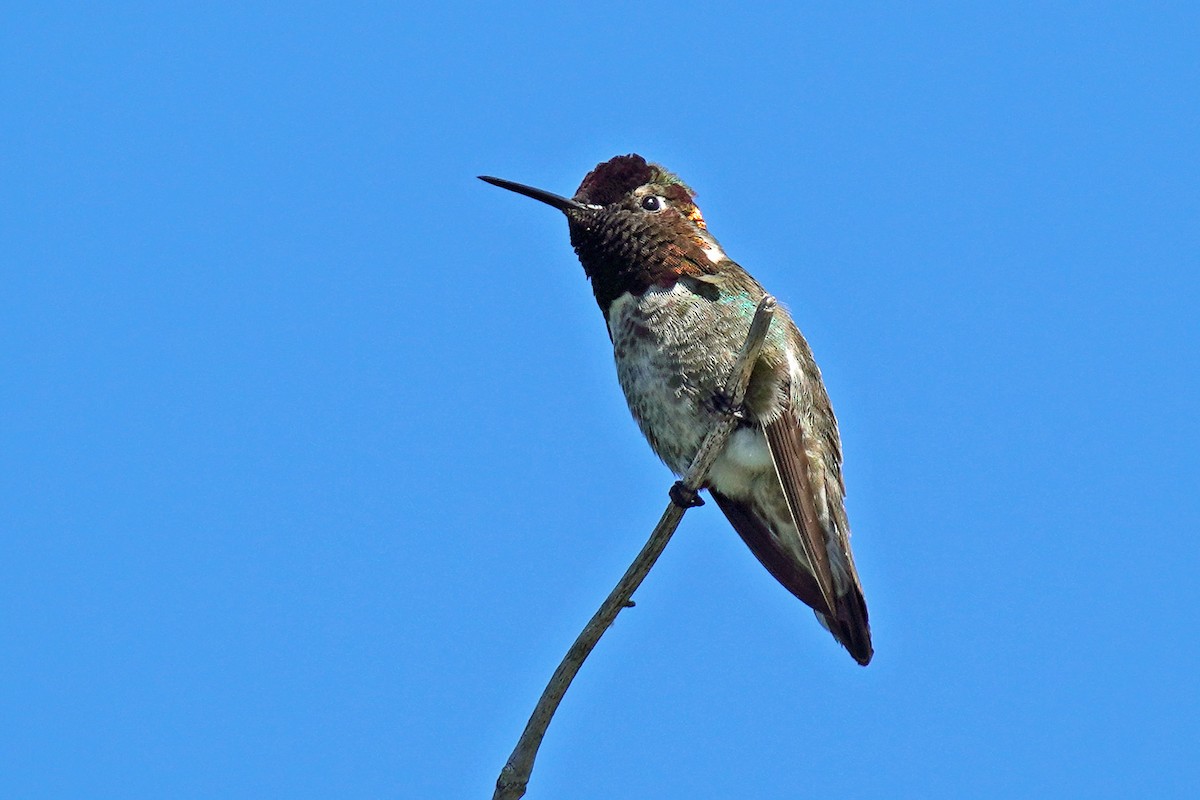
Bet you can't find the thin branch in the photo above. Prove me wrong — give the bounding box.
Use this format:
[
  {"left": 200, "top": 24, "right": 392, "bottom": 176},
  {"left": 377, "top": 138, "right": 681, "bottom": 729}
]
[{"left": 494, "top": 296, "right": 778, "bottom": 800}]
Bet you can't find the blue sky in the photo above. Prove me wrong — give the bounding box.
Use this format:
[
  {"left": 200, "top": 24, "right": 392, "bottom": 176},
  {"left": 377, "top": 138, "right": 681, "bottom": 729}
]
[{"left": 3, "top": 3, "right": 1198, "bottom": 798}]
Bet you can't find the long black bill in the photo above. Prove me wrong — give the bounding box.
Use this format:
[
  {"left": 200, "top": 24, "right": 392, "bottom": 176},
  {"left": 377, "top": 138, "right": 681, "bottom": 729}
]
[{"left": 478, "top": 175, "right": 591, "bottom": 213}]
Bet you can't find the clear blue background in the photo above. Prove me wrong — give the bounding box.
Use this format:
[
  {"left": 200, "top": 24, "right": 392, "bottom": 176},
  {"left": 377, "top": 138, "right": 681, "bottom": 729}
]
[{"left": 4, "top": 4, "right": 1197, "bottom": 798}]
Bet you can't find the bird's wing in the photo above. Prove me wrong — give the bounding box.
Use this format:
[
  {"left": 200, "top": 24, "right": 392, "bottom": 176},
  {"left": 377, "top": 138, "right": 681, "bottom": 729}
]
[
  {"left": 762, "top": 410, "right": 873, "bottom": 664},
  {"left": 709, "top": 489, "right": 832, "bottom": 616},
  {"left": 762, "top": 412, "right": 840, "bottom": 616}
]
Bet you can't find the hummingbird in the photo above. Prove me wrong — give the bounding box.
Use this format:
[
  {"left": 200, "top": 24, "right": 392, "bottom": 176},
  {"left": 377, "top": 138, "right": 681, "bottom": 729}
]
[{"left": 479, "top": 154, "right": 872, "bottom": 665}]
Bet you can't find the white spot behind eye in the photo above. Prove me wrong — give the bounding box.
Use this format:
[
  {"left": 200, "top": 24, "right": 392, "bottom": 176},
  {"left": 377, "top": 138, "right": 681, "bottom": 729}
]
[{"left": 703, "top": 242, "right": 727, "bottom": 263}]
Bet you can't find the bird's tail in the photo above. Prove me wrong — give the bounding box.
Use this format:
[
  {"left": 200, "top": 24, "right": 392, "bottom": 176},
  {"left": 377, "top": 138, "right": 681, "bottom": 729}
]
[{"left": 816, "top": 585, "right": 872, "bottom": 666}]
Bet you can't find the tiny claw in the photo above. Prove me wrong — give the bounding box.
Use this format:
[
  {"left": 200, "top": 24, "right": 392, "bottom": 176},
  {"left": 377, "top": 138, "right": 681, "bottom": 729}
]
[
  {"left": 622, "top": 599, "right": 636, "bottom": 608},
  {"left": 669, "top": 481, "right": 705, "bottom": 508},
  {"left": 712, "top": 390, "right": 746, "bottom": 420}
]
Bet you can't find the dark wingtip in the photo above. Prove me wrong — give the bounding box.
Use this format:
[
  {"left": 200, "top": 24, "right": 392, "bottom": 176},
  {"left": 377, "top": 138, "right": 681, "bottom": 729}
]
[{"left": 835, "top": 588, "right": 874, "bottom": 666}]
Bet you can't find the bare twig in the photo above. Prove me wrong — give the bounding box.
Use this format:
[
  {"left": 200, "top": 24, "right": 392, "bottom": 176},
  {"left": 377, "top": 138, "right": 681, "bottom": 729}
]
[{"left": 494, "top": 296, "right": 778, "bottom": 800}]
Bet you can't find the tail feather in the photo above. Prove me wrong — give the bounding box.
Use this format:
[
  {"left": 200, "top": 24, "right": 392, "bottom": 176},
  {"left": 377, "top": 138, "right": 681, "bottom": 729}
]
[
  {"left": 711, "top": 489, "right": 873, "bottom": 665},
  {"left": 817, "top": 586, "right": 872, "bottom": 666}
]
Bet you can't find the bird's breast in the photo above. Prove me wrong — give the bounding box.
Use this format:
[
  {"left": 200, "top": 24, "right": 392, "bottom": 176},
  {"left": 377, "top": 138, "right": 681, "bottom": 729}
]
[{"left": 605, "top": 284, "right": 785, "bottom": 476}]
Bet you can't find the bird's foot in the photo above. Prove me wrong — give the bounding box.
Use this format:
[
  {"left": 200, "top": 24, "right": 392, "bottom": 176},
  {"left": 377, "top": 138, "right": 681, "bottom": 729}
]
[
  {"left": 712, "top": 390, "right": 746, "bottom": 420},
  {"left": 669, "top": 481, "right": 705, "bottom": 508}
]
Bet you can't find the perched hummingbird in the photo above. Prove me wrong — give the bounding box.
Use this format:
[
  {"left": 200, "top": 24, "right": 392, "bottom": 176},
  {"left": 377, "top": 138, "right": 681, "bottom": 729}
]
[{"left": 480, "top": 155, "right": 872, "bottom": 665}]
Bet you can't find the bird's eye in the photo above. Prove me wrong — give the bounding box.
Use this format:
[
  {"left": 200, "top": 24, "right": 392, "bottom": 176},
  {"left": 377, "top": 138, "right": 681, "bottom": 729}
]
[{"left": 641, "top": 195, "right": 663, "bottom": 212}]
